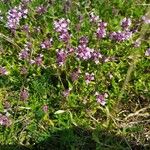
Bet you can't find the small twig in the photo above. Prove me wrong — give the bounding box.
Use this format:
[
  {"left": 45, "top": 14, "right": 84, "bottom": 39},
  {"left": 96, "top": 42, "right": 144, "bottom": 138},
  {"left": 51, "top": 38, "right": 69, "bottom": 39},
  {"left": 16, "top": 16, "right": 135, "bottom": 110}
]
[
  {"left": 127, "top": 119, "right": 150, "bottom": 126},
  {"left": 87, "top": 113, "right": 99, "bottom": 123},
  {"left": 124, "top": 107, "right": 150, "bottom": 120}
]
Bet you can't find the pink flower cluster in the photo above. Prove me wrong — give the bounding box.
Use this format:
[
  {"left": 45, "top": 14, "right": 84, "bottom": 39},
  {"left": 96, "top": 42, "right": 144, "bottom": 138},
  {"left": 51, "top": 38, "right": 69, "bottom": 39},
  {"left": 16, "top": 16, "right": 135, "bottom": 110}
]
[
  {"left": 110, "top": 17, "right": 132, "bottom": 42},
  {"left": 96, "top": 21, "right": 107, "bottom": 39},
  {"left": 0, "top": 114, "right": 11, "bottom": 126},
  {"left": 110, "top": 30, "right": 132, "bottom": 42},
  {"left": 120, "top": 17, "right": 131, "bottom": 30},
  {"left": 42, "top": 105, "right": 48, "bottom": 112},
  {"left": 95, "top": 92, "right": 108, "bottom": 106},
  {"left": 76, "top": 45, "right": 94, "bottom": 60},
  {"left": 41, "top": 38, "right": 53, "bottom": 49},
  {"left": 85, "top": 72, "right": 95, "bottom": 84},
  {"left": 89, "top": 12, "right": 99, "bottom": 23},
  {"left": 56, "top": 49, "right": 67, "bottom": 66},
  {"left": 0, "top": 66, "right": 8, "bottom": 76},
  {"left": 56, "top": 46, "right": 75, "bottom": 66},
  {"left": 19, "top": 43, "right": 31, "bottom": 60},
  {"left": 76, "top": 36, "right": 102, "bottom": 63},
  {"left": 91, "top": 51, "right": 102, "bottom": 64},
  {"left": 19, "top": 42, "right": 43, "bottom": 66},
  {"left": 54, "top": 18, "right": 71, "bottom": 42},
  {"left": 31, "top": 54, "right": 43, "bottom": 66},
  {"left": 6, "top": 5, "right": 28, "bottom": 30},
  {"left": 19, "top": 49, "right": 29, "bottom": 60},
  {"left": 36, "top": 5, "right": 46, "bottom": 15}
]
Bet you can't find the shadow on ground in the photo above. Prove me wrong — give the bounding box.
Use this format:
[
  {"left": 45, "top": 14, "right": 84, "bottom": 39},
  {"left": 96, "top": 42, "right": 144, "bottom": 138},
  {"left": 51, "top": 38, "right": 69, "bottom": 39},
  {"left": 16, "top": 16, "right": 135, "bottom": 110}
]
[{"left": 0, "top": 127, "right": 149, "bottom": 150}]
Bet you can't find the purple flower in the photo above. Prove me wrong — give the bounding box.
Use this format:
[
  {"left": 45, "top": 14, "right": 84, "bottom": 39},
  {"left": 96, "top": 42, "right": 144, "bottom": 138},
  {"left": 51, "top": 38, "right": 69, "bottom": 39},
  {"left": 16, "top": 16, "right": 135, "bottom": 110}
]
[
  {"left": 56, "top": 49, "right": 67, "bottom": 66},
  {"left": 29, "top": 54, "right": 44, "bottom": 65},
  {"left": 0, "top": 114, "right": 11, "bottom": 126},
  {"left": 91, "top": 50, "right": 102, "bottom": 64},
  {"left": 54, "top": 18, "right": 70, "bottom": 33},
  {"left": 0, "top": 66, "right": 8, "bottom": 76},
  {"left": 6, "top": 8, "right": 20, "bottom": 29},
  {"left": 76, "top": 45, "right": 94, "bottom": 60},
  {"left": 124, "top": 30, "right": 132, "bottom": 39},
  {"left": 110, "top": 18, "right": 133, "bottom": 42},
  {"left": 79, "top": 36, "right": 89, "bottom": 46},
  {"left": 98, "top": 21, "right": 107, "bottom": 28},
  {"left": 20, "top": 89, "right": 29, "bottom": 101},
  {"left": 36, "top": 5, "right": 46, "bottom": 15},
  {"left": 41, "top": 38, "right": 52, "bottom": 49},
  {"left": 96, "top": 21, "right": 107, "bottom": 39},
  {"left": 89, "top": 12, "right": 99, "bottom": 23},
  {"left": 145, "top": 48, "right": 150, "bottom": 56},
  {"left": 22, "top": 24, "right": 29, "bottom": 32},
  {"left": 110, "top": 31, "right": 124, "bottom": 42},
  {"left": 54, "top": 18, "right": 71, "bottom": 42},
  {"left": 95, "top": 92, "right": 108, "bottom": 106},
  {"left": 121, "top": 17, "right": 131, "bottom": 30},
  {"left": 76, "top": 43, "right": 102, "bottom": 63},
  {"left": 85, "top": 73, "right": 94, "bottom": 84},
  {"left": 42, "top": 105, "right": 48, "bottom": 112},
  {"left": 96, "top": 28, "right": 106, "bottom": 38},
  {"left": 34, "top": 54, "right": 43, "bottom": 66},
  {"left": 66, "top": 47, "right": 74, "bottom": 54},
  {"left": 6, "top": 5, "right": 28, "bottom": 30},
  {"left": 59, "top": 31, "right": 70, "bottom": 42},
  {"left": 18, "top": 5, "right": 28, "bottom": 18},
  {"left": 19, "top": 49, "right": 29, "bottom": 60},
  {"left": 110, "top": 30, "right": 132, "bottom": 42}
]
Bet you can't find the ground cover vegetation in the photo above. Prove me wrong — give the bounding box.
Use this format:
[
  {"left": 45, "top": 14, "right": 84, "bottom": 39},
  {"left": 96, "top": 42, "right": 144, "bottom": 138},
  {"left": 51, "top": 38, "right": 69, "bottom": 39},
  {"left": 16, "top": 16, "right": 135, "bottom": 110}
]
[{"left": 0, "top": 0, "right": 150, "bottom": 149}]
